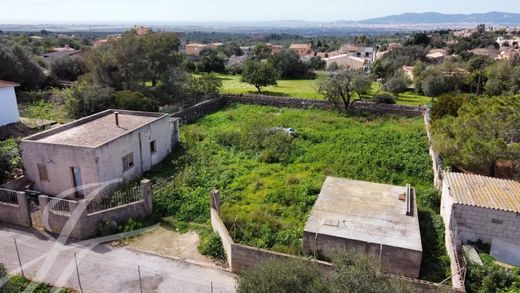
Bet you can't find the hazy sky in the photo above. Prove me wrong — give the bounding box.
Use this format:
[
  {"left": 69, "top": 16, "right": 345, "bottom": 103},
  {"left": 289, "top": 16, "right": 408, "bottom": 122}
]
[{"left": 1, "top": 0, "right": 520, "bottom": 23}]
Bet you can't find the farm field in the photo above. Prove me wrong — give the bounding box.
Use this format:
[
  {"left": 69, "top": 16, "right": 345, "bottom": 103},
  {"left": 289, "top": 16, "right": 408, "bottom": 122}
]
[
  {"left": 145, "top": 104, "right": 449, "bottom": 281},
  {"left": 218, "top": 74, "right": 431, "bottom": 106}
]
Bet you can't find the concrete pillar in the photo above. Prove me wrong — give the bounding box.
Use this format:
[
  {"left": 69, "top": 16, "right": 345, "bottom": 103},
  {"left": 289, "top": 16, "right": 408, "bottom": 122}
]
[
  {"left": 210, "top": 189, "right": 220, "bottom": 213},
  {"left": 16, "top": 192, "right": 32, "bottom": 228},
  {"left": 141, "top": 179, "right": 153, "bottom": 214}
]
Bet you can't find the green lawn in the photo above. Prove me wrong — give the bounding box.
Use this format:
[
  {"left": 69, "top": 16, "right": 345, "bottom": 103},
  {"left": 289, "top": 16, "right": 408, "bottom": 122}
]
[
  {"left": 146, "top": 104, "right": 449, "bottom": 281},
  {"left": 219, "top": 74, "right": 431, "bottom": 106}
]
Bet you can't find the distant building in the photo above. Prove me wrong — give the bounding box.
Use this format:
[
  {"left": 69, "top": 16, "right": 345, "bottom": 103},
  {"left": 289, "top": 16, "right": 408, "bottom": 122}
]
[
  {"left": 402, "top": 66, "right": 415, "bottom": 81},
  {"left": 339, "top": 44, "right": 374, "bottom": 61},
  {"left": 135, "top": 26, "right": 152, "bottom": 36},
  {"left": 0, "top": 81, "right": 20, "bottom": 126},
  {"left": 304, "top": 177, "right": 422, "bottom": 278},
  {"left": 93, "top": 34, "right": 122, "bottom": 48},
  {"left": 186, "top": 43, "right": 222, "bottom": 56},
  {"left": 324, "top": 54, "right": 367, "bottom": 70},
  {"left": 441, "top": 173, "right": 520, "bottom": 247},
  {"left": 289, "top": 43, "right": 313, "bottom": 58},
  {"left": 470, "top": 48, "right": 500, "bottom": 60},
  {"left": 21, "top": 110, "right": 180, "bottom": 199},
  {"left": 267, "top": 43, "right": 284, "bottom": 55},
  {"left": 426, "top": 49, "right": 448, "bottom": 64}
]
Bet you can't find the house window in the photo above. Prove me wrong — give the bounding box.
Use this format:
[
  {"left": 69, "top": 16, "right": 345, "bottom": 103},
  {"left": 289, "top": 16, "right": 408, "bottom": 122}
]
[
  {"left": 492, "top": 218, "right": 504, "bottom": 225},
  {"left": 150, "top": 140, "right": 157, "bottom": 154},
  {"left": 122, "top": 153, "right": 134, "bottom": 172},
  {"left": 37, "top": 164, "right": 49, "bottom": 182}
]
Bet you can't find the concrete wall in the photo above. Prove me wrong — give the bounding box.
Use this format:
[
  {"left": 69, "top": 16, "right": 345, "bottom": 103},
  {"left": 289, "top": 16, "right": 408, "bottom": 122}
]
[
  {"left": 302, "top": 232, "right": 422, "bottom": 278},
  {"left": 452, "top": 204, "right": 520, "bottom": 246},
  {"left": 210, "top": 208, "right": 233, "bottom": 265},
  {"left": 0, "top": 86, "right": 20, "bottom": 126},
  {"left": 96, "top": 115, "right": 178, "bottom": 185},
  {"left": 21, "top": 113, "right": 178, "bottom": 198},
  {"left": 0, "top": 192, "right": 32, "bottom": 228},
  {"left": 172, "top": 97, "right": 227, "bottom": 123},
  {"left": 38, "top": 180, "right": 152, "bottom": 240}
]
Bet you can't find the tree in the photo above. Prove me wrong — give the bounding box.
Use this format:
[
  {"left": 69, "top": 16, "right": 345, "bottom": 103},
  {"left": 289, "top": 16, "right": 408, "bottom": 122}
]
[
  {"left": 431, "top": 94, "right": 468, "bottom": 120},
  {"left": 253, "top": 43, "right": 272, "bottom": 60},
  {"left": 421, "top": 73, "right": 448, "bottom": 97},
  {"left": 318, "top": 69, "right": 373, "bottom": 112},
  {"left": 219, "top": 42, "right": 243, "bottom": 57},
  {"left": 384, "top": 73, "right": 409, "bottom": 95},
  {"left": 0, "top": 139, "right": 21, "bottom": 184},
  {"left": 196, "top": 48, "right": 226, "bottom": 73},
  {"left": 114, "top": 90, "right": 159, "bottom": 112},
  {"left": 432, "top": 96, "right": 520, "bottom": 177},
  {"left": 57, "top": 81, "right": 114, "bottom": 119},
  {"left": 308, "top": 56, "right": 326, "bottom": 70},
  {"left": 50, "top": 56, "right": 86, "bottom": 81},
  {"left": 241, "top": 60, "right": 277, "bottom": 92},
  {"left": 141, "top": 32, "right": 181, "bottom": 86},
  {"left": 236, "top": 250, "right": 414, "bottom": 293},
  {"left": 268, "top": 50, "right": 309, "bottom": 79},
  {"left": 237, "top": 258, "right": 329, "bottom": 293},
  {"left": 0, "top": 45, "right": 45, "bottom": 89}
]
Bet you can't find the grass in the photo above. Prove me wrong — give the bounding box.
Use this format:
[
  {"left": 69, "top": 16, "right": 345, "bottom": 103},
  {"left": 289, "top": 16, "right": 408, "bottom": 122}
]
[
  {"left": 18, "top": 100, "right": 70, "bottom": 124},
  {"left": 218, "top": 74, "right": 323, "bottom": 99},
  {"left": 145, "top": 104, "right": 449, "bottom": 281},
  {"left": 219, "top": 74, "right": 431, "bottom": 106}
]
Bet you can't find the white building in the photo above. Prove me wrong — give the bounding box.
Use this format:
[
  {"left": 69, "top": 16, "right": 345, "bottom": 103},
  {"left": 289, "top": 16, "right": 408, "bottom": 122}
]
[
  {"left": 324, "top": 54, "right": 367, "bottom": 70},
  {"left": 0, "top": 81, "right": 21, "bottom": 126},
  {"left": 21, "top": 110, "right": 180, "bottom": 199}
]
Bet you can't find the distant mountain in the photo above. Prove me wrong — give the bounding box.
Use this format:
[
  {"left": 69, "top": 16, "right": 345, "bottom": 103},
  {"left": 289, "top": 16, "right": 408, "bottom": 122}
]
[{"left": 358, "top": 12, "right": 520, "bottom": 25}]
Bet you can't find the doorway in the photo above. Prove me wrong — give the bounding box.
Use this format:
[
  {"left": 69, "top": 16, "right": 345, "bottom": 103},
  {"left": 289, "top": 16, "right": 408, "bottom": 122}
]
[{"left": 71, "top": 167, "right": 84, "bottom": 198}]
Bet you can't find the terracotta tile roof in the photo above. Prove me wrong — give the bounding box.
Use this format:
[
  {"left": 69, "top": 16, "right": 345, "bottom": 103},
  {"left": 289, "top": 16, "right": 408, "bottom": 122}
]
[
  {"left": 0, "top": 80, "right": 20, "bottom": 88},
  {"left": 445, "top": 172, "right": 520, "bottom": 213}
]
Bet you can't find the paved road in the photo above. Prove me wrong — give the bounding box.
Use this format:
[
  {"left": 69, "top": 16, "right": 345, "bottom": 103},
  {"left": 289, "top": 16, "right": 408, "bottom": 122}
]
[{"left": 0, "top": 225, "right": 237, "bottom": 292}]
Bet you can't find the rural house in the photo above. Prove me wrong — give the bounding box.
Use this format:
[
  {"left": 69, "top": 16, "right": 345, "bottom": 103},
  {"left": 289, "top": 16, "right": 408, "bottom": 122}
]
[
  {"left": 289, "top": 43, "right": 313, "bottom": 57},
  {"left": 441, "top": 172, "right": 520, "bottom": 264},
  {"left": 0, "top": 81, "right": 21, "bottom": 126},
  {"left": 303, "top": 177, "right": 423, "bottom": 278},
  {"left": 20, "top": 110, "right": 179, "bottom": 199}
]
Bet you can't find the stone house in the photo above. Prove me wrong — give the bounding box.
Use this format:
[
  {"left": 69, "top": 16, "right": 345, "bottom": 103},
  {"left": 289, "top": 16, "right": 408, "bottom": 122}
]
[
  {"left": 0, "top": 81, "right": 20, "bottom": 126},
  {"left": 20, "top": 110, "right": 179, "bottom": 199},
  {"left": 441, "top": 172, "right": 520, "bottom": 248},
  {"left": 303, "top": 177, "right": 422, "bottom": 278},
  {"left": 324, "top": 54, "right": 367, "bottom": 70},
  {"left": 289, "top": 43, "right": 313, "bottom": 58}
]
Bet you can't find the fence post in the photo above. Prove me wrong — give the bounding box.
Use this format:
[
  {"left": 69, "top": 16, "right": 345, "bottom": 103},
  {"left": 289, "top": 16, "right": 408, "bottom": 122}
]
[
  {"left": 141, "top": 179, "right": 152, "bottom": 214},
  {"left": 210, "top": 190, "right": 220, "bottom": 213},
  {"left": 16, "top": 192, "right": 32, "bottom": 227},
  {"left": 74, "top": 252, "right": 83, "bottom": 293},
  {"left": 38, "top": 195, "right": 49, "bottom": 230},
  {"left": 138, "top": 265, "right": 143, "bottom": 293},
  {"left": 13, "top": 238, "right": 24, "bottom": 277}
]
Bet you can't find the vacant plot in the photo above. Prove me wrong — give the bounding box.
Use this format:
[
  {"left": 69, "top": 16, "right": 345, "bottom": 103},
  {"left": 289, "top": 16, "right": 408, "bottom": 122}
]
[
  {"left": 219, "top": 74, "right": 431, "bottom": 105},
  {"left": 146, "top": 104, "right": 448, "bottom": 281}
]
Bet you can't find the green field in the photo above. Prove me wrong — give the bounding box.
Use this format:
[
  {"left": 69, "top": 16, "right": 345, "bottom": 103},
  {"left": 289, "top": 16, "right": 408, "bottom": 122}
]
[
  {"left": 219, "top": 74, "right": 431, "bottom": 106},
  {"left": 146, "top": 104, "right": 449, "bottom": 281}
]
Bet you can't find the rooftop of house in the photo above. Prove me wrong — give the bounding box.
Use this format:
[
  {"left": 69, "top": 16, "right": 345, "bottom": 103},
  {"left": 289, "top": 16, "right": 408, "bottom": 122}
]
[
  {"left": 289, "top": 43, "right": 312, "bottom": 50},
  {"left": 444, "top": 172, "right": 520, "bottom": 213},
  {"left": 23, "top": 110, "right": 172, "bottom": 148},
  {"left": 0, "top": 80, "right": 20, "bottom": 89},
  {"left": 304, "top": 177, "right": 422, "bottom": 252}
]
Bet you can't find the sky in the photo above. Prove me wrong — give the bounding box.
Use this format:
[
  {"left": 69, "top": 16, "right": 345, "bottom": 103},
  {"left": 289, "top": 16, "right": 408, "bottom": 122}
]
[{"left": 1, "top": 0, "right": 520, "bottom": 23}]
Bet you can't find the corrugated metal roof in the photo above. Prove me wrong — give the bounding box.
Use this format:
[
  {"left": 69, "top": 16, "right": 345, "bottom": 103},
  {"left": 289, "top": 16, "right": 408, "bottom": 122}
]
[{"left": 445, "top": 172, "right": 520, "bottom": 213}]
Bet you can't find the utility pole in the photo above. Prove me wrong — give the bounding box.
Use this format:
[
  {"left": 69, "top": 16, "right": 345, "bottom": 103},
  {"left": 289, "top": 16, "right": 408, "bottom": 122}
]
[
  {"left": 13, "top": 238, "right": 24, "bottom": 277},
  {"left": 74, "top": 252, "right": 83, "bottom": 293}
]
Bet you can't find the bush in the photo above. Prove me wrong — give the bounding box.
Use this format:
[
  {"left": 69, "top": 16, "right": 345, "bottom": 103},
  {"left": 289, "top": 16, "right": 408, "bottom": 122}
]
[
  {"left": 198, "top": 232, "right": 226, "bottom": 261},
  {"left": 373, "top": 93, "right": 396, "bottom": 104},
  {"left": 122, "top": 218, "right": 144, "bottom": 233},
  {"left": 50, "top": 56, "right": 86, "bottom": 81},
  {"left": 431, "top": 94, "right": 468, "bottom": 120},
  {"left": 57, "top": 81, "right": 114, "bottom": 119},
  {"left": 97, "top": 217, "right": 120, "bottom": 236},
  {"left": 114, "top": 90, "right": 159, "bottom": 112},
  {"left": 384, "top": 74, "right": 409, "bottom": 95}
]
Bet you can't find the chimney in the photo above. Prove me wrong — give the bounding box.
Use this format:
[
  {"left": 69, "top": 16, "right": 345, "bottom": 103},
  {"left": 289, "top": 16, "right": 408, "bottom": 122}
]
[{"left": 115, "top": 111, "right": 119, "bottom": 127}]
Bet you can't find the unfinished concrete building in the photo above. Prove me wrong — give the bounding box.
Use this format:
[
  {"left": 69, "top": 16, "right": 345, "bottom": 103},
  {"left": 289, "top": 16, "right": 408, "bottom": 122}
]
[
  {"left": 21, "top": 110, "right": 179, "bottom": 199},
  {"left": 303, "top": 177, "right": 423, "bottom": 278}
]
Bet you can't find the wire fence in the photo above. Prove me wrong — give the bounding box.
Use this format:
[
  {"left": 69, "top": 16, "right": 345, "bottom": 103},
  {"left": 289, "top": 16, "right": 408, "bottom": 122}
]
[
  {"left": 152, "top": 176, "right": 175, "bottom": 192},
  {"left": 87, "top": 185, "right": 143, "bottom": 214},
  {"left": 0, "top": 188, "right": 18, "bottom": 205}
]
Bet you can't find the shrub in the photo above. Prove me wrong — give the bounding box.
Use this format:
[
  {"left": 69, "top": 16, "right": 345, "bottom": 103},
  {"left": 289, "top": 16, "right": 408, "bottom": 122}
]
[
  {"left": 96, "top": 217, "right": 120, "bottom": 236},
  {"left": 384, "top": 73, "right": 409, "bottom": 95},
  {"left": 57, "top": 81, "right": 114, "bottom": 119},
  {"left": 373, "top": 93, "right": 396, "bottom": 104},
  {"left": 122, "top": 218, "right": 144, "bottom": 233},
  {"left": 198, "top": 232, "right": 226, "bottom": 261},
  {"left": 114, "top": 90, "right": 159, "bottom": 112},
  {"left": 431, "top": 93, "right": 468, "bottom": 120},
  {"left": 50, "top": 56, "right": 86, "bottom": 81}
]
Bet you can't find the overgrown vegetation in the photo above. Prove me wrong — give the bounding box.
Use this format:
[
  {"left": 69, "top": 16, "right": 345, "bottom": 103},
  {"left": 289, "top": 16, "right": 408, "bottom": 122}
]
[
  {"left": 0, "top": 139, "right": 22, "bottom": 184},
  {"left": 0, "top": 263, "right": 73, "bottom": 293},
  {"left": 237, "top": 249, "right": 415, "bottom": 293},
  {"left": 144, "top": 104, "right": 448, "bottom": 281},
  {"left": 465, "top": 253, "right": 520, "bottom": 293}
]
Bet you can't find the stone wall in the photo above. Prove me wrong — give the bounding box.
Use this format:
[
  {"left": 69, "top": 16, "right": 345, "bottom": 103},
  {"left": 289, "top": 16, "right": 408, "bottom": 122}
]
[
  {"left": 424, "top": 109, "right": 443, "bottom": 189},
  {"left": 0, "top": 191, "right": 32, "bottom": 228},
  {"left": 223, "top": 94, "right": 426, "bottom": 117},
  {"left": 171, "top": 97, "right": 226, "bottom": 123}
]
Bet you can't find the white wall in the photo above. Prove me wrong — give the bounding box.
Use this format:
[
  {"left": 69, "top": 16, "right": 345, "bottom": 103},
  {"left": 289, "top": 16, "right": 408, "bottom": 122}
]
[
  {"left": 21, "top": 115, "right": 179, "bottom": 198},
  {"left": 0, "top": 87, "right": 20, "bottom": 126}
]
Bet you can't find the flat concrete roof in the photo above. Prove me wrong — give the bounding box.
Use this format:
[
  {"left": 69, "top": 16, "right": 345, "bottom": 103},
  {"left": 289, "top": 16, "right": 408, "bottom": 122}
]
[
  {"left": 304, "top": 177, "right": 422, "bottom": 252},
  {"left": 23, "top": 110, "right": 170, "bottom": 148}
]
